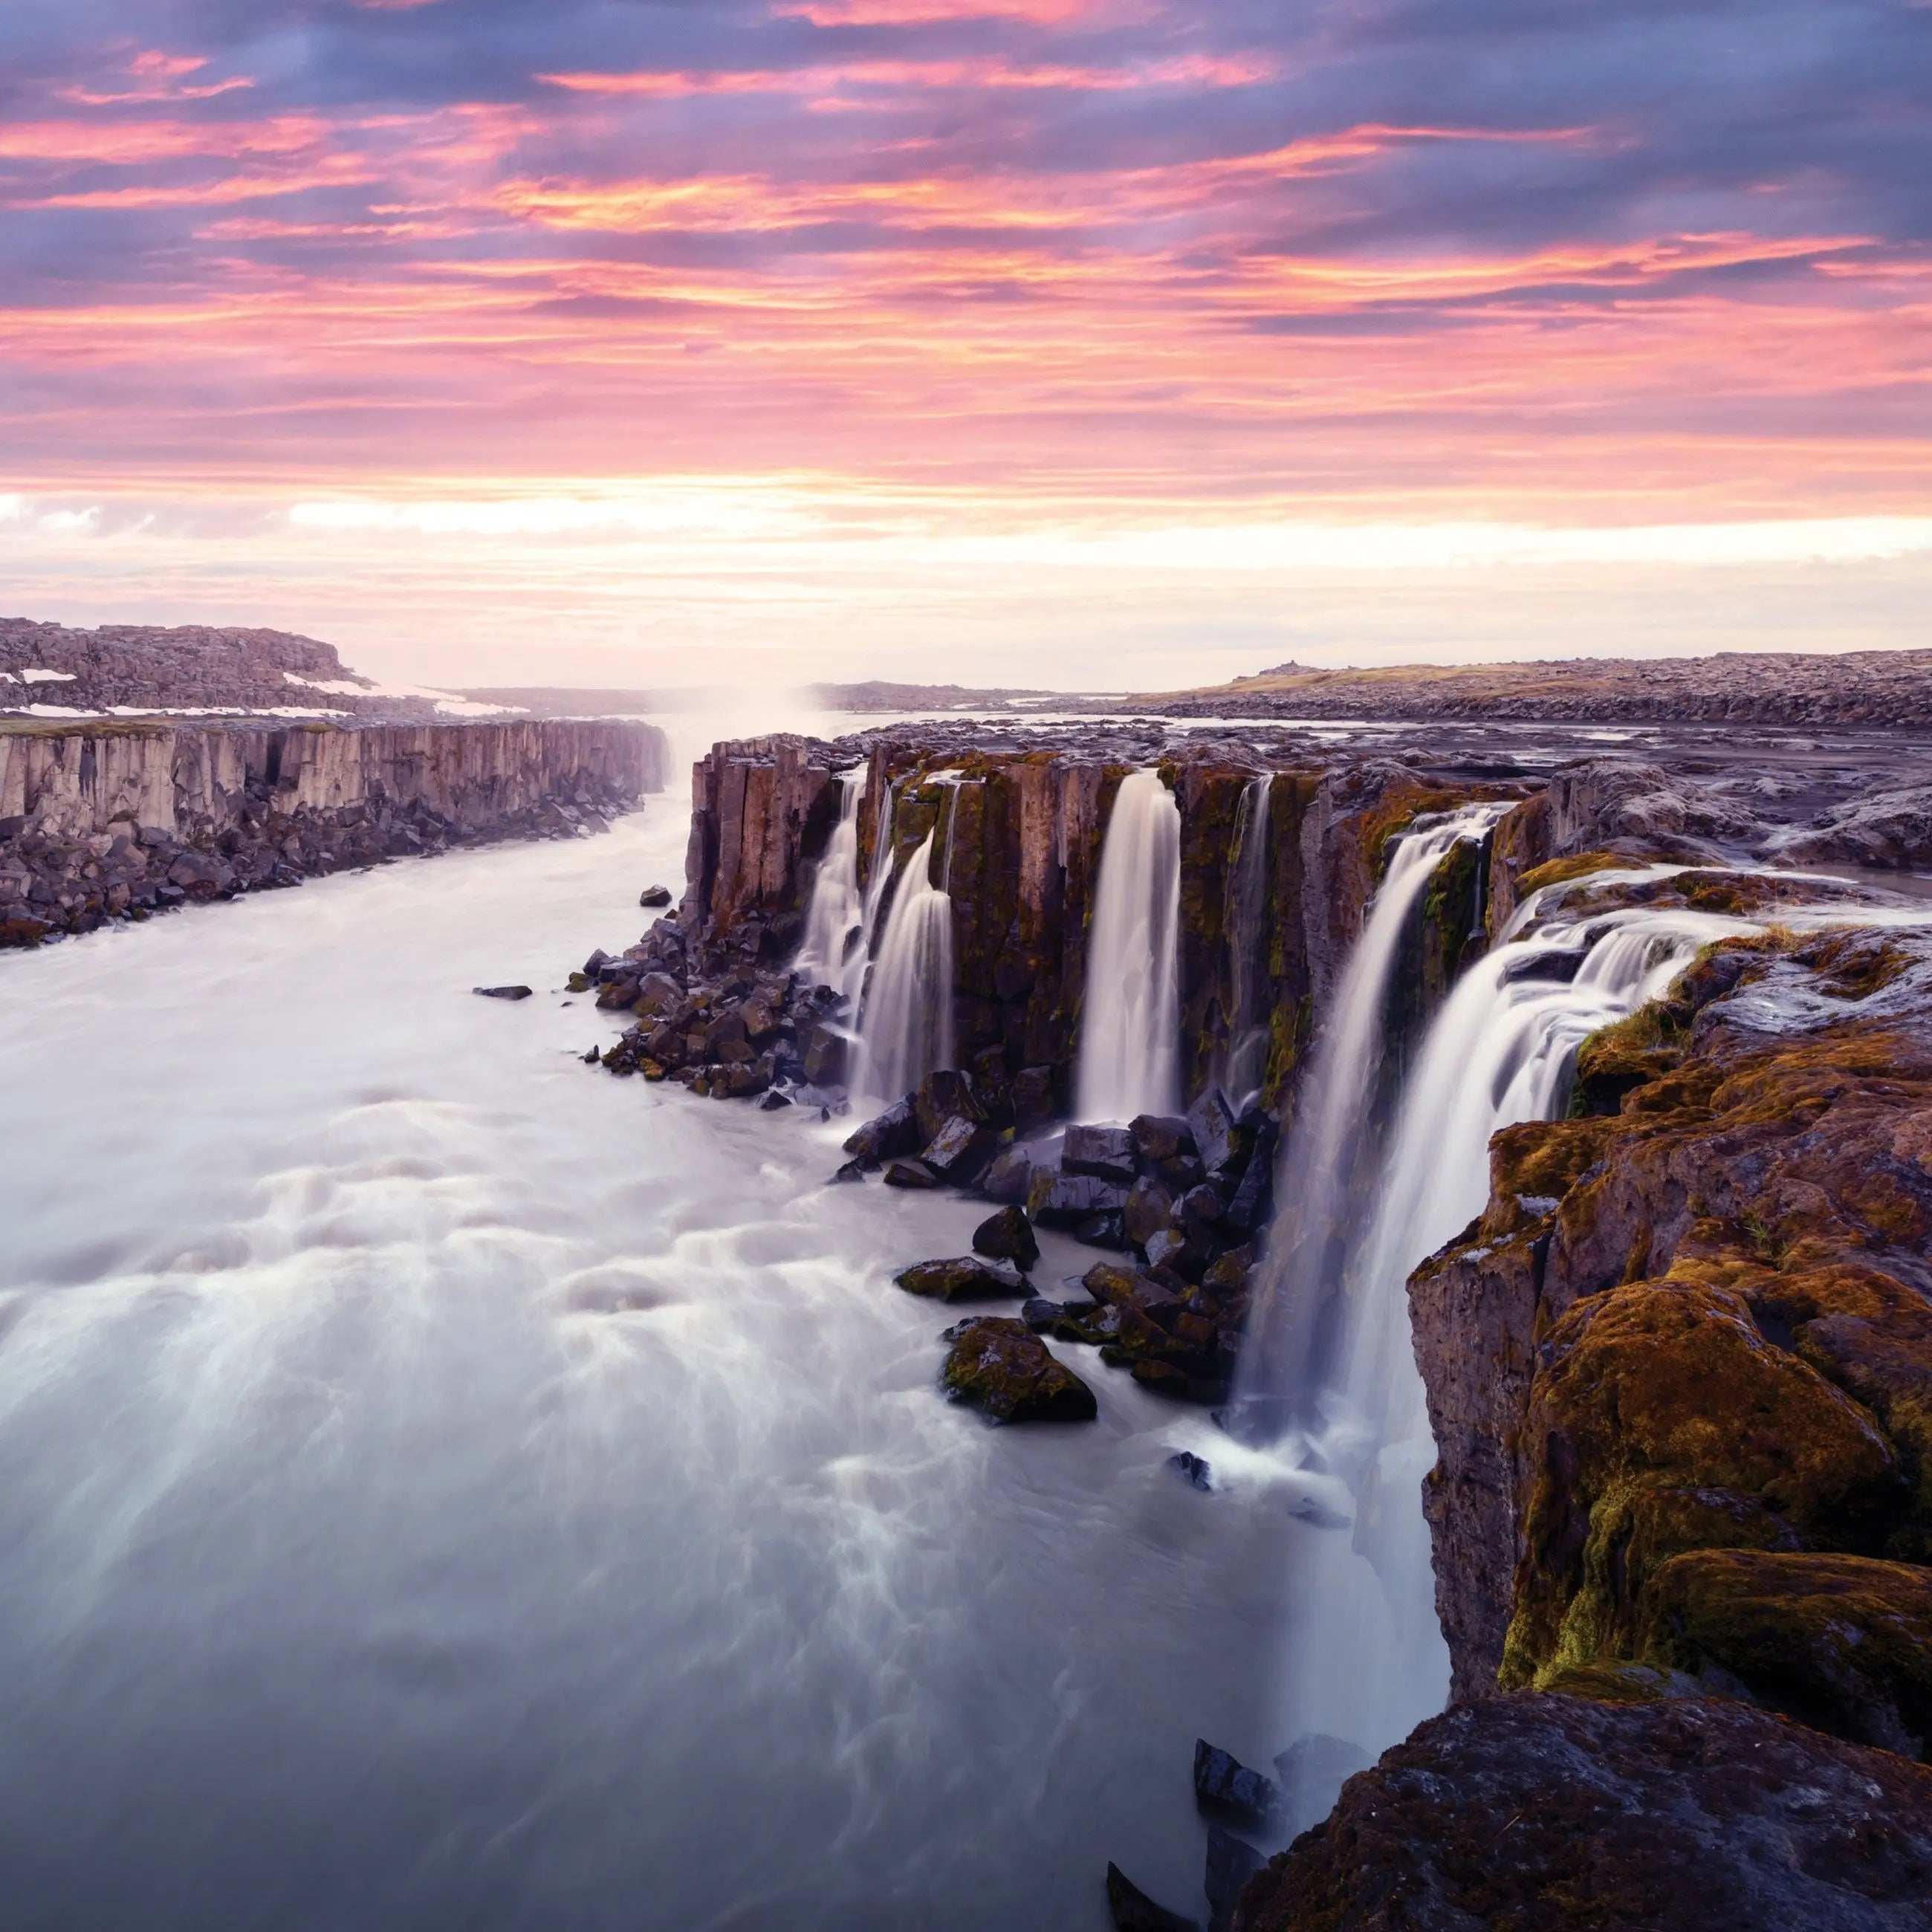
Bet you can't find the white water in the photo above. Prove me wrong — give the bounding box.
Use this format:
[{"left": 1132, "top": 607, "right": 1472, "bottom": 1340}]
[
  {"left": 0, "top": 796, "right": 1308, "bottom": 1931},
  {"left": 1076, "top": 770, "right": 1182, "bottom": 1122},
  {"left": 855, "top": 827, "right": 956, "bottom": 1102},
  {"left": 795, "top": 769, "right": 867, "bottom": 1005},
  {"left": 1222, "top": 776, "right": 1272, "bottom": 1109}
]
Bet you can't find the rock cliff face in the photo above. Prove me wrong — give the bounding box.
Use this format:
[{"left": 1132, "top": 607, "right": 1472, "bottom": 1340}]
[
  {"left": 0, "top": 717, "right": 667, "bottom": 944},
  {"left": 672, "top": 725, "right": 1510, "bottom": 1114}
]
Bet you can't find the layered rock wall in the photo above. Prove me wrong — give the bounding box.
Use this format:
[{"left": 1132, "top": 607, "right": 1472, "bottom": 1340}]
[{"left": 1, "top": 716, "right": 667, "bottom": 943}]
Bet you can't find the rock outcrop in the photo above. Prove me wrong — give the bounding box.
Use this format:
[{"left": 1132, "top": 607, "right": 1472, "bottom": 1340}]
[
  {"left": 0, "top": 716, "right": 666, "bottom": 944},
  {"left": 1231, "top": 1690, "right": 1932, "bottom": 1932}
]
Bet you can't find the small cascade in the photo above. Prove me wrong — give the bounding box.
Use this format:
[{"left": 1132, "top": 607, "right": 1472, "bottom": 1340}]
[
  {"left": 795, "top": 770, "right": 867, "bottom": 1003},
  {"left": 1222, "top": 774, "right": 1273, "bottom": 1109},
  {"left": 855, "top": 785, "right": 959, "bottom": 1100},
  {"left": 1075, "top": 768, "right": 1182, "bottom": 1122}
]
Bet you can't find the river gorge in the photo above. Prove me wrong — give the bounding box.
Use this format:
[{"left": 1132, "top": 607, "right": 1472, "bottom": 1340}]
[{"left": 5, "top": 692, "right": 1932, "bottom": 1929}]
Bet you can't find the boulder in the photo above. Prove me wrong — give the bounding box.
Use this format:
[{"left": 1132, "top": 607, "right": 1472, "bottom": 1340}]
[
  {"left": 1187, "top": 1089, "right": 1239, "bottom": 1176},
  {"left": 895, "top": 1257, "right": 1029, "bottom": 1303},
  {"left": 1012, "top": 1065, "right": 1057, "bottom": 1132},
  {"left": 922, "top": 1115, "right": 996, "bottom": 1185},
  {"left": 1028, "top": 1167, "right": 1129, "bottom": 1230},
  {"left": 973, "top": 1205, "right": 1040, "bottom": 1270},
  {"left": 638, "top": 883, "right": 673, "bottom": 907},
  {"left": 1229, "top": 1692, "right": 1932, "bottom": 1932},
  {"left": 1193, "top": 1741, "right": 1283, "bottom": 1829},
  {"left": 1124, "top": 1176, "right": 1176, "bottom": 1251},
  {"left": 883, "top": 1158, "right": 940, "bottom": 1189},
  {"left": 915, "top": 1069, "right": 985, "bottom": 1145},
  {"left": 1203, "top": 1827, "right": 1263, "bottom": 1932},
  {"left": 940, "top": 1317, "right": 1098, "bottom": 1422},
  {"left": 843, "top": 1096, "right": 921, "bottom": 1167},
  {"left": 1169, "top": 1451, "right": 1213, "bottom": 1492},
  {"left": 473, "top": 985, "right": 533, "bottom": 1000},
  {"left": 1130, "top": 1114, "right": 1197, "bottom": 1165},
  {"left": 1063, "top": 1123, "right": 1138, "bottom": 1184},
  {"left": 980, "top": 1144, "right": 1034, "bottom": 1204},
  {"left": 800, "top": 1024, "right": 849, "bottom": 1086}
]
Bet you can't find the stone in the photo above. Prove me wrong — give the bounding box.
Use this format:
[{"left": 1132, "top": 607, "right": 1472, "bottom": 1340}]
[
  {"left": 980, "top": 1144, "right": 1034, "bottom": 1204},
  {"left": 1063, "top": 1123, "right": 1138, "bottom": 1184},
  {"left": 1203, "top": 1826, "right": 1263, "bottom": 1932},
  {"left": 883, "top": 1158, "right": 940, "bottom": 1189},
  {"left": 1123, "top": 1176, "right": 1175, "bottom": 1250},
  {"left": 1027, "top": 1167, "right": 1129, "bottom": 1230},
  {"left": 1221, "top": 1127, "right": 1276, "bottom": 1235},
  {"left": 973, "top": 1205, "right": 1040, "bottom": 1270},
  {"left": 829, "top": 1158, "right": 867, "bottom": 1184},
  {"left": 1106, "top": 1864, "right": 1199, "bottom": 1932},
  {"left": 1193, "top": 1741, "right": 1283, "bottom": 1829},
  {"left": 895, "top": 1256, "right": 1030, "bottom": 1303},
  {"left": 1176, "top": 1183, "right": 1223, "bottom": 1236},
  {"left": 914, "top": 1069, "right": 985, "bottom": 1146},
  {"left": 1169, "top": 1451, "right": 1213, "bottom": 1491},
  {"left": 843, "top": 1097, "right": 921, "bottom": 1167},
  {"left": 1144, "top": 1228, "right": 1192, "bottom": 1275},
  {"left": 638, "top": 883, "right": 673, "bottom": 907},
  {"left": 757, "top": 1088, "right": 793, "bottom": 1110},
  {"left": 921, "top": 1114, "right": 996, "bottom": 1185},
  {"left": 632, "top": 970, "right": 683, "bottom": 1016},
  {"left": 800, "top": 1024, "right": 849, "bottom": 1086},
  {"left": 1187, "top": 1089, "right": 1239, "bottom": 1176},
  {"left": 1129, "top": 1114, "right": 1197, "bottom": 1165},
  {"left": 1075, "top": 1212, "right": 1129, "bottom": 1249},
  {"left": 473, "top": 985, "right": 533, "bottom": 1000},
  {"left": 939, "top": 1317, "right": 1098, "bottom": 1422},
  {"left": 1229, "top": 1692, "right": 1932, "bottom": 1932}
]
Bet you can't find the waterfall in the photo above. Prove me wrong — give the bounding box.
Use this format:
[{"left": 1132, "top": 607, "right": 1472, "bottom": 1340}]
[
  {"left": 855, "top": 825, "right": 956, "bottom": 1102},
  {"left": 1239, "top": 805, "right": 1503, "bottom": 1416},
  {"left": 1222, "top": 775, "right": 1273, "bottom": 1109},
  {"left": 1251, "top": 848, "right": 1764, "bottom": 1801},
  {"left": 796, "top": 770, "right": 867, "bottom": 1005},
  {"left": 1076, "top": 768, "right": 1181, "bottom": 1122}
]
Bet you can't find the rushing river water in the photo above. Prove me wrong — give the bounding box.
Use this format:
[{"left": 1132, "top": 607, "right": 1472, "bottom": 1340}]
[{"left": 0, "top": 779, "right": 1315, "bottom": 1932}]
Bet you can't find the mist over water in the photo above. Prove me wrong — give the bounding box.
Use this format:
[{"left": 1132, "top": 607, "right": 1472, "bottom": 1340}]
[{"left": 0, "top": 760, "right": 1297, "bottom": 1931}]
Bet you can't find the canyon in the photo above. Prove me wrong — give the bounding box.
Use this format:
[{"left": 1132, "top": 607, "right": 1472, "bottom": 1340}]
[
  {"left": 576, "top": 710, "right": 1932, "bottom": 1927},
  {"left": 0, "top": 623, "right": 670, "bottom": 946}
]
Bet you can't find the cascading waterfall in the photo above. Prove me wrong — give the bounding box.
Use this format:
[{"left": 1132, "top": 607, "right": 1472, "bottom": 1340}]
[
  {"left": 1239, "top": 805, "right": 1505, "bottom": 1416},
  {"left": 1253, "top": 849, "right": 1776, "bottom": 1803},
  {"left": 1076, "top": 768, "right": 1182, "bottom": 1122},
  {"left": 796, "top": 769, "right": 868, "bottom": 1004},
  {"left": 855, "top": 783, "right": 961, "bottom": 1100},
  {"left": 1222, "top": 775, "right": 1273, "bottom": 1109}
]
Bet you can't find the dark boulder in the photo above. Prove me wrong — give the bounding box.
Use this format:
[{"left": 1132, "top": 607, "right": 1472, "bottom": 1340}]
[
  {"left": 843, "top": 1096, "right": 921, "bottom": 1167},
  {"left": 1187, "top": 1089, "right": 1239, "bottom": 1176},
  {"left": 1063, "top": 1123, "right": 1138, "bottom": 1184},
  {"left": 921, "top": 1115, "right": 996, "bottom": 1185},
  {"left": 1229, "top": 1692, "right": 1932, "bottom": 1932},
  {"left": 1130, "top": 1115, "right": 1197, "bottom": 1165},
  {"left": 883, "top": 1158, "right": 940, "bottom": 1188},
  {"left": 980, "top": 1144, "right": 1034, "bottom": 1203},
  {"left": 1106, "top": 1864, "right": 1199, "bottom": 1932},
  {"left": 973, "top": 1205, "right": 1040, "bottom": 1269},
  {"left": 800, "top": 1024, "right": 849, "bottom": 1086},
  {"left": 638, "top": 883, "right": 673, "bottom": 907},
  {"left": 473, "top": 985, "right": 534, "bottom": 1000},
  {"left": 1194, "top": 1741, "right": 1283, "bottom": 1829},
  {"left": 895, "top": 1257, "right": 1029, "bottom": 1302},
  {"left": 1170, "top": 1451, "right": 1214, "bottom": 1491},
  {"left": 914, "top": 1069, "right": 985, "bottom": 1144},
  {"left": 1027, "top": 1167, "right": 1129, "bottom": 1230},
  {"left": 1124, "top": 1176, "right": 1176, "bottom": 1251},
  {"left": 1204, "top": 1827, "right": 1263, "bottom": 1932},
  {"left": 940, "top": 1316, "right": 1098, "bottom": 1422}
]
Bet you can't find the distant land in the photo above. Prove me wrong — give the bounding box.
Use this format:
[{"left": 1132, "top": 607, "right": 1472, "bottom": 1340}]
[{"left": 814, "top": 648, "right": 1932, "bottom": 728}]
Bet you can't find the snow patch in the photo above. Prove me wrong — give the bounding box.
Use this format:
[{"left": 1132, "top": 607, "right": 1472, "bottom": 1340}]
[{"left": 21, "top": 668, "right": 77, "bottom": 684}]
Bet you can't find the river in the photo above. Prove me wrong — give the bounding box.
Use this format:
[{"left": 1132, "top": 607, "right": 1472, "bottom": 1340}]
[{"left": 0, "top": 751, "right": 1308, "bottom": 1931}]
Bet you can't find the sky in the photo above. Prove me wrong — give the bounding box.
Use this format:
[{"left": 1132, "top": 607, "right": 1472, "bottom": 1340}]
[{"left": 1, "top": 0, "right": 1928, "bottom": 690}]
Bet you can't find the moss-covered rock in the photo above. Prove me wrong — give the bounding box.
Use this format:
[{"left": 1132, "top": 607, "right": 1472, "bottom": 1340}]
[
  {"left": 1637, "top": 1548, "right": 1932, "bottom": 1759},
  {"left": 939, "top": 1315, "right": 1098, "bottom": 1422}
]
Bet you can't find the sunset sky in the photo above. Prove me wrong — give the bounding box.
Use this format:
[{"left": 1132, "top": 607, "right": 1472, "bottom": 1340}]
[{"left": 2, "top": 0, "right": 1928, "bottom": 690}]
